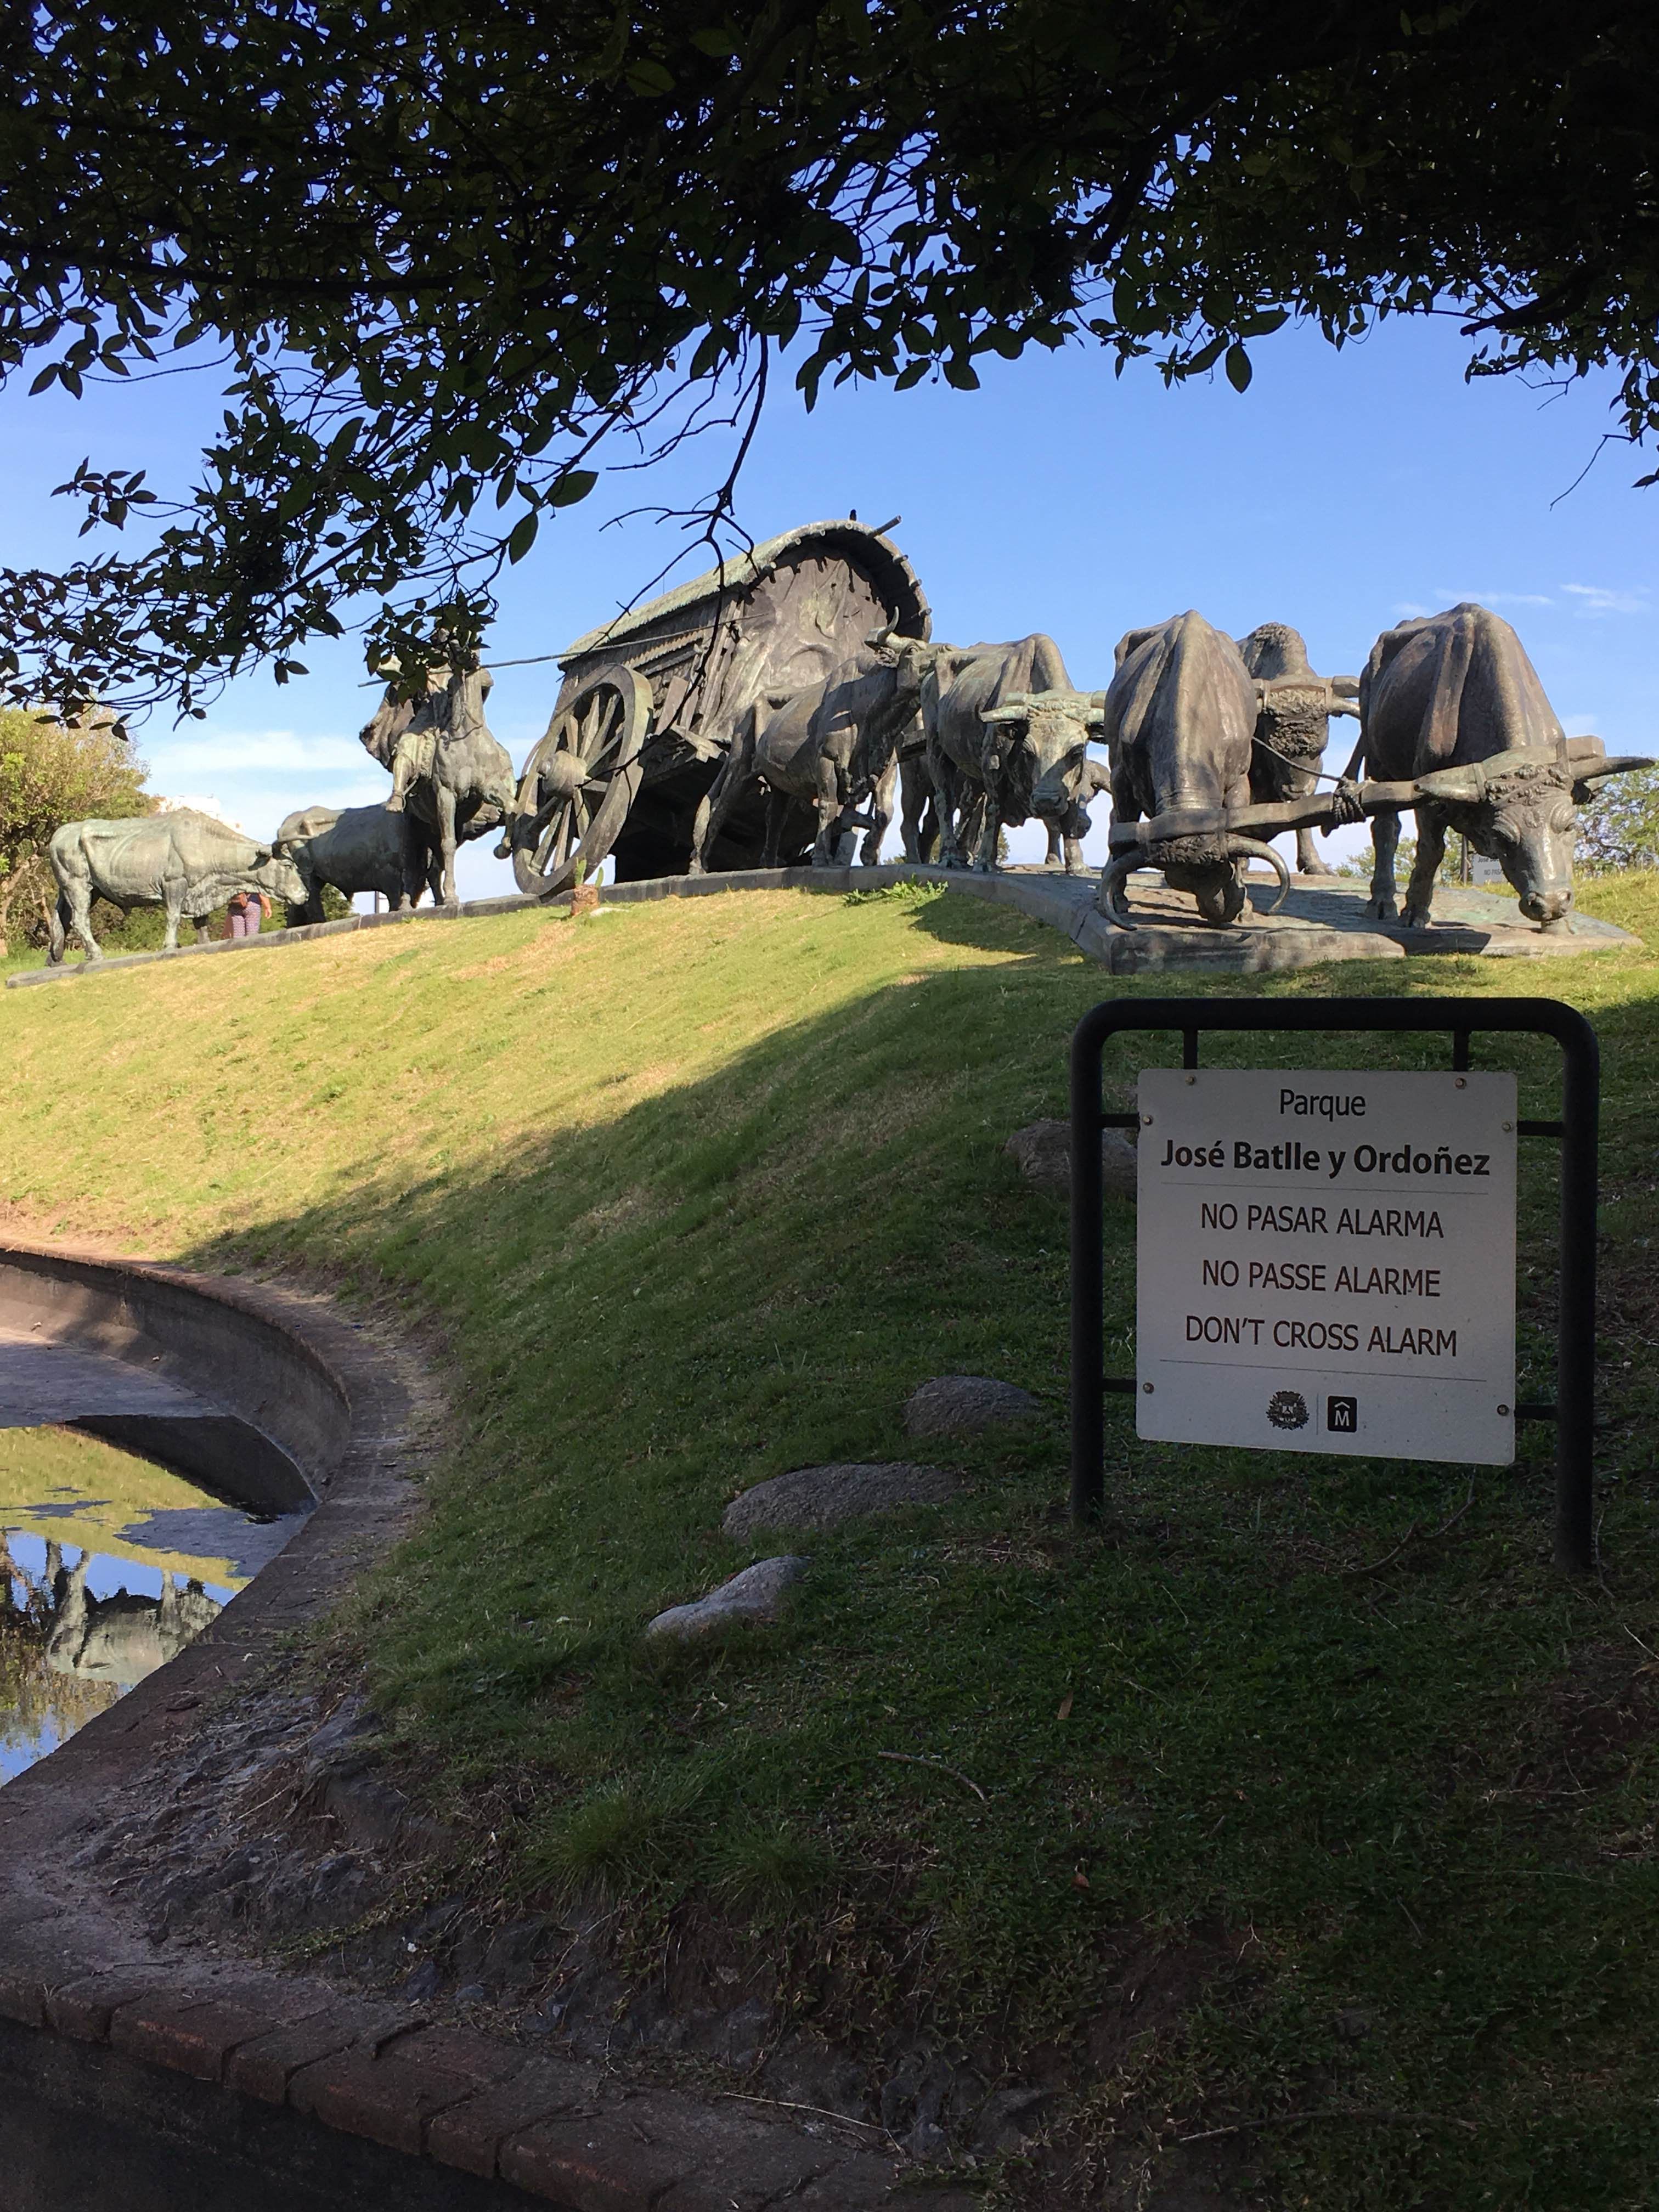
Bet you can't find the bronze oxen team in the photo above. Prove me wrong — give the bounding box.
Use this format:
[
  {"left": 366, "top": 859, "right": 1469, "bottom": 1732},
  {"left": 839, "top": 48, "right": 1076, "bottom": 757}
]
[
  {"left": 40, "top": 512, "right": 1647, "bottom": 960},
  {"left": 683, "top": 593, "right": 1643, "bottom": 936}
]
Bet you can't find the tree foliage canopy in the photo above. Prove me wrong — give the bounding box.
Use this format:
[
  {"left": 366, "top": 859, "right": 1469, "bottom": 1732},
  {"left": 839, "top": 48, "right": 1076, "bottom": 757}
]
[
  {"left": 1579, "top": 766, "right": 1659, "bottom": 876},
  {"left": 0, "top": 0, "right": 1653, "bottom": 709},
  {"left": 0, "top": 709, "right": 150, "bottom": 940}
]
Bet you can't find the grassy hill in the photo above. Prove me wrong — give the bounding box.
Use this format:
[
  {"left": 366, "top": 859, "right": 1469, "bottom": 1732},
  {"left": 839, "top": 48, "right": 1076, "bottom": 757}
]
[{"left": 3, "top": 879, "right": 1657, "bottom": 2208}]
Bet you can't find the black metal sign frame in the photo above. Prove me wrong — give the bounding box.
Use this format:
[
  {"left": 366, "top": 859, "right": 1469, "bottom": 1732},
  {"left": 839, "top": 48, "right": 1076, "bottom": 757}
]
[{"left": 1070, "top": 996, "right": 1601, "bottom": 1571}]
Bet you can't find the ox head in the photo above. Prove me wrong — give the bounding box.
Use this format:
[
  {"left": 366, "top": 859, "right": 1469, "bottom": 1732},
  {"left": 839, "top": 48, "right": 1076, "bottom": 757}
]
[
  {"left": 980, "top": 690, "right": 1106, "bottom": 822},
  {"left": 251, "top": 844, "right": 307, "bottom": 907},
  {"left": 275, "top": 805, "right": 340, "bottom": 854},
  {"left": 865, "top": 625, "right": 935, "bottom": 703},
  {"left": 1415, "top": 740, "right": 1651, "bottom": 928}
]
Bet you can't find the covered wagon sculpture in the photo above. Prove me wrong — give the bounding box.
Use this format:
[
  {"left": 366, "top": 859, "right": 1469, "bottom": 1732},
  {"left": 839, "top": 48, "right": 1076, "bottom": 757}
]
[{"left": 506, "top": 520, "right": 930, "bottom": 894}]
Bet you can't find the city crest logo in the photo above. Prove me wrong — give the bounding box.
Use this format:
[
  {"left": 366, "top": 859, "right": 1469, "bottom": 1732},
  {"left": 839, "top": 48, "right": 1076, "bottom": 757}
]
[{"left": 1266, "top": 1389, "right": 1310, "bottom": 1431}]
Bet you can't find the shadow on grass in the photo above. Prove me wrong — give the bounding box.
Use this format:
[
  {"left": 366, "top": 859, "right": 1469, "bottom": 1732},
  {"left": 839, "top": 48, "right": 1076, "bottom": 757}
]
[{"left": 148, "top": 924, "right": 1659, "bottom": 2208}]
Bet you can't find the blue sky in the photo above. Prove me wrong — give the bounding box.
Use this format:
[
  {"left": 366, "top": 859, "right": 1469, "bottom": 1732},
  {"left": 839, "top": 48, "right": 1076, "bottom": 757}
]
[{"left": 0, "top": 312, "right": 1651, "bottom": 894}]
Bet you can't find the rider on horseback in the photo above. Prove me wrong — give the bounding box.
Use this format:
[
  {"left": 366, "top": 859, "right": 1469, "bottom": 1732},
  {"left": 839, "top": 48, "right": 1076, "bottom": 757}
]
[{"left": 369, "top": 629, "right": 494, "bottom": 814}]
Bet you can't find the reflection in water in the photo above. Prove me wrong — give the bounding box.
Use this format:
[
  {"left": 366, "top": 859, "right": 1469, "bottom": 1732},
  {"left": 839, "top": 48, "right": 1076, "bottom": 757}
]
[{"left": 0, "top": 1426, "right": 308, "bottom": 1781}]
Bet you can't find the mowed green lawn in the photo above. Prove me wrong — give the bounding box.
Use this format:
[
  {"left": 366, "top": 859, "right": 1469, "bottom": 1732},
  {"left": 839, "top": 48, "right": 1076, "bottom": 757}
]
[{"left": 4, "top": 880, "right": 1658, "bottom": 2208}]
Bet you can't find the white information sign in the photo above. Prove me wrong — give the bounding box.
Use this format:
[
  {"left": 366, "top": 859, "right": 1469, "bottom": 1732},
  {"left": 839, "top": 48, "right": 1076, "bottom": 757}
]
[{"left": 1136, "top": 1068, "right": 1517, "bottom": 1465}]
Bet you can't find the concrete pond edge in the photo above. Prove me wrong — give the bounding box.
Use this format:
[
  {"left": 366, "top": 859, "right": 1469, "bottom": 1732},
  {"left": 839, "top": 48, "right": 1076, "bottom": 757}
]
[
  {"left": 0, "top": 1240, "right": 968, "bottom": 2209},
  {"left": 8, "top": 859, "right": 1634, "bottom": 992}
]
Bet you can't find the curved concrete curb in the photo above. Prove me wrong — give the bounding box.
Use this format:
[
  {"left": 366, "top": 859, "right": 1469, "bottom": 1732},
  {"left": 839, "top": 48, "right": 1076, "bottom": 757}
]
[
  {"left": 8, "top": 859, "right": 1633, "bottom": 991},
  {"left": 0, "top": 1243, "right": 966, "bottom": 2209}
]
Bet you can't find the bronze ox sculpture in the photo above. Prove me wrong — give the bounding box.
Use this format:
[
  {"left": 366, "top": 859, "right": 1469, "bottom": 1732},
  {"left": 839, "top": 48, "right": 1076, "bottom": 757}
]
[
  {"left": 915, "top": 633, "right": 1102, "bottom": 872},
  {"left": 46, "top": 809, "right": 305, "bottom": 963},
  {"left": 1097, "top": 610, "right": 1297, "bottom": 927},
  {"left": 1237, "top": 623, "right": 1359, "bottom": 877},
  {"left": 687, "top": 631, "right": 930, "bottom": 873},
  {"left": 1101, "top": 601, "right": 1649, "bottom": 933},
  {"left": 692, "top": 623, "right": 1104, "bottom": 877},
  {"left": 274, "top": 802, "right": 449, "bottom": 920},
  {"left": 1348, "top": 603, "right": 1646, "bottom": 931}
]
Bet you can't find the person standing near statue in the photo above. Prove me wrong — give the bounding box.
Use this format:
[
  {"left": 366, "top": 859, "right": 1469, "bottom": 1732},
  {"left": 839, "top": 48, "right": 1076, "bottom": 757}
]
[{"left": 225, "top": 887, "right": 270, "bottom": 938}]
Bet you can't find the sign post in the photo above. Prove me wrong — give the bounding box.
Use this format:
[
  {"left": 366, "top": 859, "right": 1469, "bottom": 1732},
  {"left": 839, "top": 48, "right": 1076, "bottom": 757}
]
[
  {"left": 1135, "top": 1069, "right": 1517, "bottom": 1463},
  {"left": 1069, "top": 997, "right": 1600, "bottom": 1571}
]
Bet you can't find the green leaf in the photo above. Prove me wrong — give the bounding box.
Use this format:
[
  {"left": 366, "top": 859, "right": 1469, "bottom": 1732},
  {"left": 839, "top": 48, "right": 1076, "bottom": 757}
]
[
  {"left": 625, "top": 58, "right": 674, "bottom": 94},
  {"left": 1224, "top": 343, "right": 1254, "bottom": 392},
  {"left": 549, "top": 470, "right": 597, "bottom": 509},
  {"left": 506, "top": 511, "right": 540, "bottom": 562}
]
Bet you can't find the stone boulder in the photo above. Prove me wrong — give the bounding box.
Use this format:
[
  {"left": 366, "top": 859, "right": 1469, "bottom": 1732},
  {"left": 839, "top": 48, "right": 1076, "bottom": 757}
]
[
  {"left": 723, "top": 1463, "right": 958, "bottom": 1538},
  {"left": 645, "top": 1556, "right": 809, "bottom": 1641},
  {"left": 1005, "top": 1119, "right": 1137, "bottom": 1199},
  {"left": 904, "top": 1375, "right": 1039, "bottom": 1438}
]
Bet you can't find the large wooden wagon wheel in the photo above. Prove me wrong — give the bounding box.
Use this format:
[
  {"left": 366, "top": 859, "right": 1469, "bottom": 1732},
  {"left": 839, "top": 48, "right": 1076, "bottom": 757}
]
[{"left": 511, "top": 668, "right": 652, "bottom": 897}]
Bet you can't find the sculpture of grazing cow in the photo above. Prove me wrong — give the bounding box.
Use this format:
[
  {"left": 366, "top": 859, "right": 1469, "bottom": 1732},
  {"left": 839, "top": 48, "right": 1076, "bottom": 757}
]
[
  {"left": 1097, "top": 611, "right": 1291, "bottom": 928},
  {"left": 688, "top": 633, "right": 929, "bottom": 872},
  {"left": 46, "top": 810, "right": 304, "bottom": 963},
  {"left": 921, "top": 634, "right": 1101, "bottom": 872},
  {"left": 1354, "top": 603, "right": 1648, "bottom": 930},
  {"left": 1235, "top": 623, "right": 1361, "bottom": 876},
  {"left": 275, "top": 803, "right": 443, "bottom": 920}
]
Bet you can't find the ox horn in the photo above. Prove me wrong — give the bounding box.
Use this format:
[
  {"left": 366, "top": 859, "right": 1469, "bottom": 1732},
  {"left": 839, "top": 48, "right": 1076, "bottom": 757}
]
[
  {"left": 1227, "top": 835, "right": 1291, "bottom": 914},
  {"left": 1576, "top": 753, "right": 1655, "bottom": 785},
  {"left": 981, "top": 703, "right": 1029, "bottom": 725},
  {"left": 1412, "top": 763, "right": 1484, "bottom": 804},
  {"left": 1097, "top": 853, "right": 1139, "bottom": 929}
]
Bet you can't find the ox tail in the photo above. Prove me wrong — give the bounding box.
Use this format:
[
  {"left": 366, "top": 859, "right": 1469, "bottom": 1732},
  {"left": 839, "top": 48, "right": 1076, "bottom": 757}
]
[{"left": 1228, "top": 836, "right": 1290, "bottom": 913}]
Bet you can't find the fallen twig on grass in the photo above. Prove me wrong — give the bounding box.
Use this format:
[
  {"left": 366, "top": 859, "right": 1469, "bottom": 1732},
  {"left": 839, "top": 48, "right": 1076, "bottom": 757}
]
[
  {"left": 875, "top": 1750, "right": 987, "bottom": 1801},
  {"left": 1344, "top": 1476, "right": 1476, "bottom": 1578},
  {"left": 1178, "top": 2106, "right": 1478, "bottom": 2146},
  {"left": 716, "top": 2090, "right": 890, "bottom": 2136},
  {"left": 1342, "top": 1519, "right": 1420, "bottom": 1578}
]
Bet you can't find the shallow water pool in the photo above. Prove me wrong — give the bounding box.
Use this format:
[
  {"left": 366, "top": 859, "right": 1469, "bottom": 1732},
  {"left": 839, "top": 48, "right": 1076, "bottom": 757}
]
[{"left": 0, "top": 1424, "right": 308, "bottom": 1780}]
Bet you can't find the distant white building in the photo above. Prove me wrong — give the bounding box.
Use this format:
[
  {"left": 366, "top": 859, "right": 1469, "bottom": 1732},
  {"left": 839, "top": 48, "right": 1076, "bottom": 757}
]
[{"left": 153, "top": 794, "right": 253, "bottom": 837}]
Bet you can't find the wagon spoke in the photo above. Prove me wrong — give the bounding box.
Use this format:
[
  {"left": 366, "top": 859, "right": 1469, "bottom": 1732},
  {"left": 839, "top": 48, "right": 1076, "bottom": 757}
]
[
  {"left": 578, "top": 693, "right": 610, "bottom": 761},
  {"left": 582, "top": 694, "right": 617, "bottom": 764},
  {"left": 590, "top": 706, "right": 629, "bottom": 774}
]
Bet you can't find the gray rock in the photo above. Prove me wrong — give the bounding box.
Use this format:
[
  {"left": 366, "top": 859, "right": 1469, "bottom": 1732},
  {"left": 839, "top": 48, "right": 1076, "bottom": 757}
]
[
  {"left": 724, "top": 1462, "right": 958, "bottom": 1537},
  {"left": 645, "top": 1556, "right": 809, "bottom": 1641},
  {"left": 300, "top": 1697, "right": 381, "bottom": 1785},
  {"left": 904, "top": 1375, "right": 1039, "bottom": 1438},
  {"left": 401, "top": 1957, "right": 442, "bottom": 2003},
  {"left": 1005, "top": 1118, "right": 1137, "bottom": 1199},
  {"left": 974, "top": 2085, "right": 1060, "bottom": 2152},
  {"left": 761, "top": 2029, "right": 871, "bottom": 2119}
]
